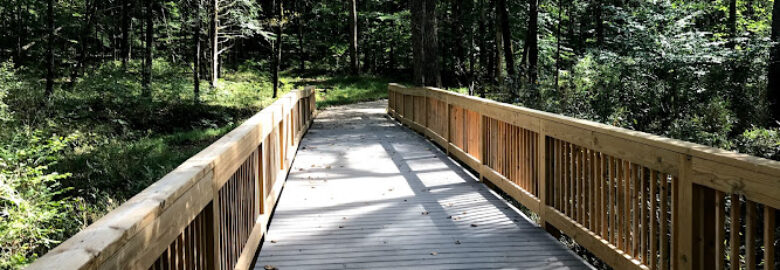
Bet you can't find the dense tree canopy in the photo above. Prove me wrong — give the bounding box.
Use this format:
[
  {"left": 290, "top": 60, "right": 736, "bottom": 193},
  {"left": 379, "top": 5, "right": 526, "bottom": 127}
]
[{"left": 0, "top": 0, "right": 779, "bottom": 268}]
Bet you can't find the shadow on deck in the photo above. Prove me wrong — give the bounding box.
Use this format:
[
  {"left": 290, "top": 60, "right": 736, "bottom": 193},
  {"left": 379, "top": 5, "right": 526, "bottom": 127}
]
[{"left": 253, "top": 100, "right": 591, "bottom": 270}]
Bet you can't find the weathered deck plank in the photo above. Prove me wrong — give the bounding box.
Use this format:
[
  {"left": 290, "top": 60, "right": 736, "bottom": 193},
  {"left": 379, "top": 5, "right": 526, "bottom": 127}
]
[{"left": 253, "top": 100, "right": 591, "bottom": 270}]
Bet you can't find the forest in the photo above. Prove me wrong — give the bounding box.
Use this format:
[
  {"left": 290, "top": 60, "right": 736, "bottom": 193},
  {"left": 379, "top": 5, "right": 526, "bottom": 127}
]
[{"left": 0, "top": 0, "right": 779, "bottom": 268}]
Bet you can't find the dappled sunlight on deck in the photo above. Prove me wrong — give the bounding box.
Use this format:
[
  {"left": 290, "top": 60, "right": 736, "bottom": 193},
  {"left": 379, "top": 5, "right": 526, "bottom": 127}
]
[{"left": 254, "top": 100, "right": 590, "bottom": 270}]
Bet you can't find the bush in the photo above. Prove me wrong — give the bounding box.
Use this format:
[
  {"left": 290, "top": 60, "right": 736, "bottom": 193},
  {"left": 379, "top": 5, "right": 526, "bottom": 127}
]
[
  {"left": 736, "top": 128, "right": 780, "bottom": 160},
  {"left": 0, "top": 132, "right": 78, "bottom": 269}
]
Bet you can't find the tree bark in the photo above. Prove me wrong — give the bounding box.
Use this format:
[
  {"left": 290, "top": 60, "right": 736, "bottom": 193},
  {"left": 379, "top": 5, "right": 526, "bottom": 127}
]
[
  {"left": 45, "top": 0, "right": 54, "bottom": 97},
  {"left": 193, "top": 0, "right": 201, "bottom": 102},
  {"left": 478, "top": 0, "right": 487, "bottom": 97},
  {"left": 272, "top": 0, "right": 283, "bottom": 98},
  {"left": 210, "top": 0, "right": 218, "bottom": 88},
  {"left": 595, "top": 0, "right": 603, "bottom": 47},
  {"left": 423, "top": 0, "right": 441, "bottom": 87},
  {"left": 769, "top": 0, "right": 780, "bottom": 122},
  {"left": 411, "top": 0, "right": 425, "bottom": 86},
  {"left": 142, "top": 0, "right": 153, "bottom": 97},
  {"left": 497, "top": 0, "right": 515, "bottom": 77},
  {"left": 349, "top": 0, "right": 359, "bottom": 75},
  {"left": 121, "top": 0, "right": 132, "bottom": 68},
  {"left": 526, "top": 0, "right": 539, "bottom": 94},
  {"left": 728, "top": 0, "right": 737, "bottom": 48},
  {"left": 296, "top": 0, "right": 305, "bottom": 72},
  {"left": 555, "top": 0, "right": 562, "bottom": 92}
]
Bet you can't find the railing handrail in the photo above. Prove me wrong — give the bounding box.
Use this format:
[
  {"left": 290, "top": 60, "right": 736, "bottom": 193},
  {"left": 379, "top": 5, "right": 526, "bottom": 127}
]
[
  {"left": 28, "top": 87, "right": 317, "bottom": 270},
  {"left": 389, "top": 83, "right": 780, "bottom": 208},
  {"left": 388, "top": 83, "right": 779, "bottom": 270}
]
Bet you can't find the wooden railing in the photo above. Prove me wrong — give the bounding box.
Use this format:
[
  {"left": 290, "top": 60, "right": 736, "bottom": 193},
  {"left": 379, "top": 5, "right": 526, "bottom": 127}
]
[
  {"left": 388, "top": 84, "right": 780, "bottom": 270},
  {"left": 28, "top": 87, "right": 317, "bottom": 270}
]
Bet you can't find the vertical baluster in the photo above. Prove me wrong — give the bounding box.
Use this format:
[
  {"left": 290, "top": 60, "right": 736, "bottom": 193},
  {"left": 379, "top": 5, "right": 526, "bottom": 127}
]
[
  {"left": 731, "top": 194, "right": 741, "bottom": 270},
  {"left": 660, "top": 173, "right": 669, "bottom": 270},
  {"left": 715, "top": 191, "right": 726, "bottom": 270},
  {"left": 650, "top": 170, "right": 658, "bottom": 270},
  {"left": 610, "top": 156, "right": 617, "bottom": 245},
  {"left": 633, "top": 165, "right": 639, "bottom": 257},
  {"left": 640, "top": 167, "right": 646, "bottom": 264},
  {"left": 746, "top": 201, "right": 757, "bottom": 270},
  {"left": 565, "top": 142, "right": 571, "bottom": 216},
  {"left": 617, "top": 159, "right": 624, "bottom": 250},
  {"left": 600, "top": 152, "right": 607, "bottom": 239},
  {"left": 765, "top": 207, "right": 775, "bottom": 270}
]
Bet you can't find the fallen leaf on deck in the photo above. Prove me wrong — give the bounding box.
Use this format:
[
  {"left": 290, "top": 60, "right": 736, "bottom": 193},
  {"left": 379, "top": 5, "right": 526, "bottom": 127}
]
[
  {"left": 264, "top": 265, "right": 278, "bottom": 270},
  {"left": 470, "top": 223, "right": 478, "bottom": 227}
]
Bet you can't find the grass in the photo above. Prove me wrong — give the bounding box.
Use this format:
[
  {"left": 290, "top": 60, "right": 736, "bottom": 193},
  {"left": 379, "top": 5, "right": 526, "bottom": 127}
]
[
  {"left": 0, "top": 58, "right": 397, "bottom": 268},
  {"left": 312, "top": 75, "right": 394, "bottom": 108}
]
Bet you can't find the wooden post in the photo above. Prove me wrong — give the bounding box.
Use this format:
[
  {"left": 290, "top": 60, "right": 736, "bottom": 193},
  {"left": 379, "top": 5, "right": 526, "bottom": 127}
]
[
  {"left": 210, "top": 186, "right": 222, "bottom": 270},
  {"left": 674, "top": 154, "right": 694, "bottom": 270},
  {"left": 479, "top": 114, "right": 486, "bottom": 182},
  {"left": 444, "top": 96, "right": 450, "bottom": 155},
  {"left": 538, "top": 120, "right": 556, "bottom": 233}
]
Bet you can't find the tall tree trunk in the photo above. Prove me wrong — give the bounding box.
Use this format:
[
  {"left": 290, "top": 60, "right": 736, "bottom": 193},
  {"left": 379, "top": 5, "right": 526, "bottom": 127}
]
[
  {"left": 296, "top": 0, "right": 305, "bottom": 72},
  {"left": 411, "top": 0, "right": 425, "bottom": 86},
  {"left": 728, "top": 0, "right": 737, "bottom": 48},
  {"left": 423, "top": 0, "right": 441, "bottom": 87},
  {"left": 497, "top": 0, "right": 515, "bottom": 77},
  {"left": 272, "top": 0, "right": 283, "bottom": 98},
  {"left": 16, "top": 3, "right": 24, "bottom": 67},
  {"left": 555, "top": 0, "right": 562, "bottom": 93},
  {"left": 45, "top": 0, "right": 54, "bottom": 97},
  {"left": 527, "top": 0, "right": 539, "bottom": 97},
  {"left": 210, "top": 0, "right": 218, "bottom": 88},
  {"left": 769, "top": 0, "right": 780, "bottom": 122},
  {"left": 478, "top": 0, "right": 487, "bottom": 97},
  {"left": 595, "top": 0, "right": 603, "bottom": 47},
  {"left": 142, "top": 0, "right": 153, "bottom": 97},
  {"left": 68, "top": 0, "right": 97, "bottom": 88},
  {"left": 495, "top": 15, "right": 503, "bottom": 84},
  {"left": 193, "top": 0, "right": 201, "bottom": 102},
  {"left": 349, "top": 0, "right": 359, "bottom": 75},
  {"left": 121, "top": 0, "right": 131, "bottom": 68}
]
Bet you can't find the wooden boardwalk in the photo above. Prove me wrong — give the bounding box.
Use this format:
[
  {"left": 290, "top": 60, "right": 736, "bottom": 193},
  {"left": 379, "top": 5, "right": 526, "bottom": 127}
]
[{"left": 253, "top": 100, "right": 591, "bottom": 270}]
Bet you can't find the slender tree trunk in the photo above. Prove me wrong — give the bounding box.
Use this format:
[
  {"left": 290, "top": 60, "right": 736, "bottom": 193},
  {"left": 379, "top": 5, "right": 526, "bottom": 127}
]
[
  {"left": 142, "top": 0, "right": 153, "bottom": 97},
  {"left": 555, "top": 0, "right": 562, "bottom": 93},
  {"left": 497, "top": 0, "right": 515, "bottom": 77},
  {"left": 495, "top": 15, "right": 503, "bottom": 84},
  {"left": 210, "top": 0, "right": 218, "bottom": 88},
  {"left": 122, "top": 0, "right": 131, "bottom": 68},
  {"left": 527, "top": 0, "right": 539, "bottom": 95},
  {"left": 296, "top": 0, "right": 305, "bottom": 72},
  {"left": 411, "top": 0, "right": 425, "bottom": 86},
  {"left": 45, "top": 0, "right": 54, "bottom": 97},
  {"left": 769, "top": 0, "right": 780, "bottom": 122},
  {"left": 68, "top": 0, "right": 97, "bottom": 88},
  {"left": 728, "top": 0, "right": 737, "bottom": 48},
  {"left": 595, "top": 0, "right": 603, "bottom": 47},
  {"left": 272, "top": 0, "right": 283, "bottom": 98},
  {"left": 16, "top": 3, "right": 24, "bottom": 67},
  {"left": 478, "top": 0, "right": 487, "bottom": 97},
  {"left": 193, "top": 0, "right": 201, "bottom": 102},
  {"left": 423, "top": 0, "right": 441, "bottom": 87},
  {"left": 349, "top": 0, "right": 359, "bottom": 75}
]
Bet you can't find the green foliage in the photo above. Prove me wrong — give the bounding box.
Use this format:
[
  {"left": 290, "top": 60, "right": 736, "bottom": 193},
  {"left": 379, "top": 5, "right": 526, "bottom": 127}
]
[
  {"left": 737, "top": 127, "right": 780, "bottom": 160},
  {"left": 0, "top": 132, "right": 77, "bottom": 269},
  {"left": 315, "top": 76, "right": 392, "bottom": 108}
]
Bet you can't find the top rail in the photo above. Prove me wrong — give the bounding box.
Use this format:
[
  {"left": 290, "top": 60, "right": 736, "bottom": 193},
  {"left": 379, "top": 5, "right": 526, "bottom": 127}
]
[
  {"left": 387, "top": 83, "right": 780, "bottom": 270},
  {"left": 28, "top": 87, "right": 317, "bottom": 270}
]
